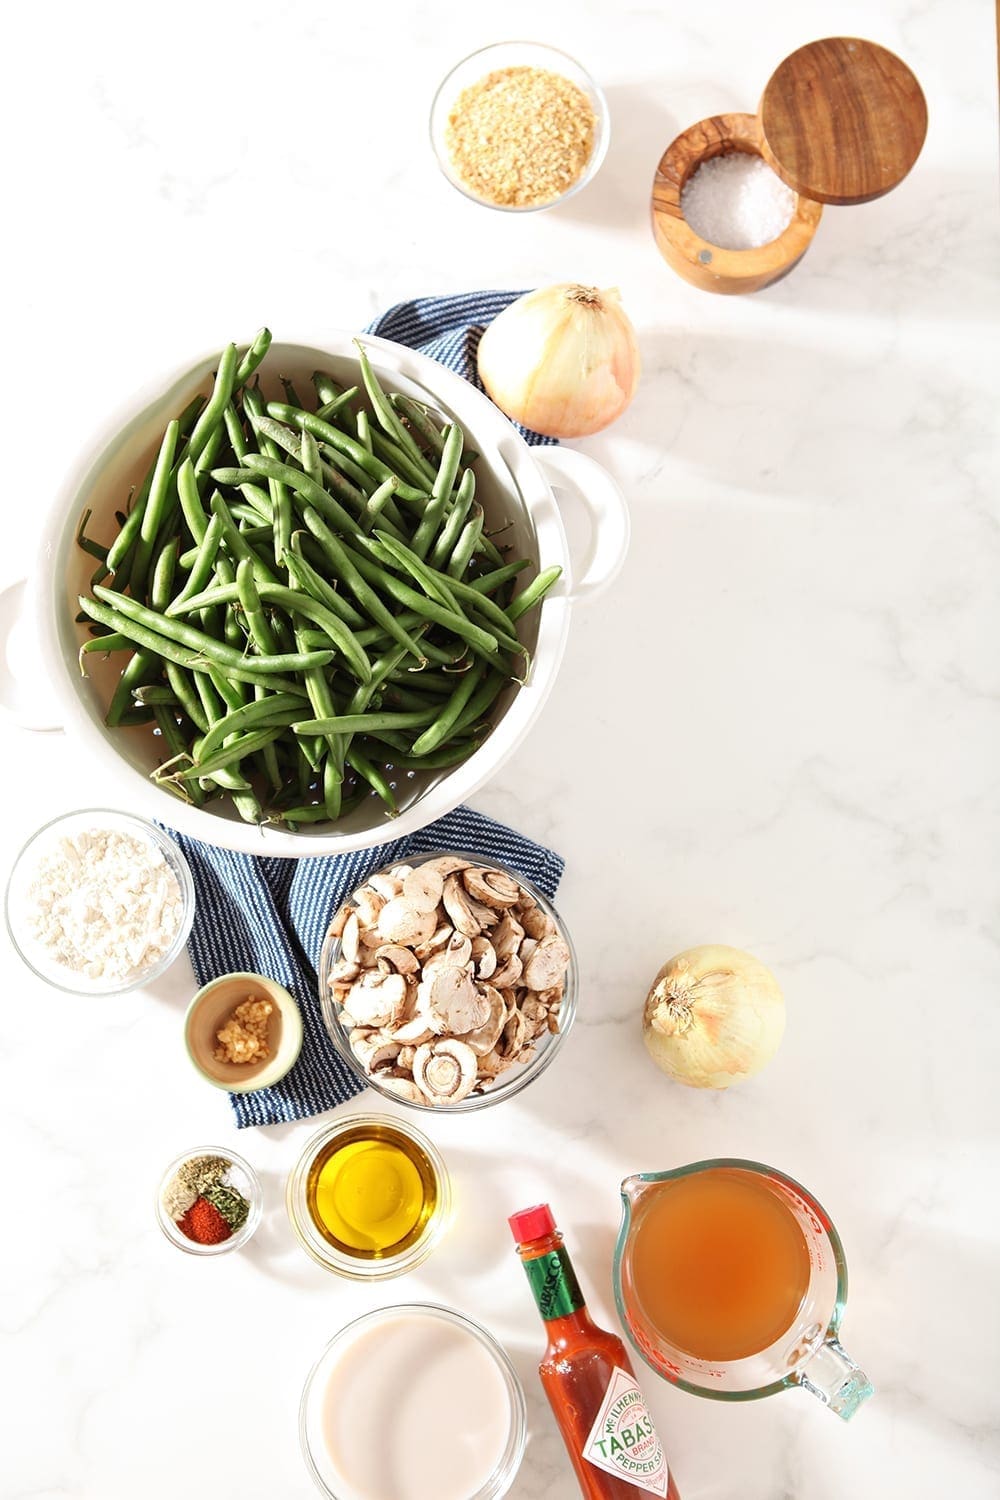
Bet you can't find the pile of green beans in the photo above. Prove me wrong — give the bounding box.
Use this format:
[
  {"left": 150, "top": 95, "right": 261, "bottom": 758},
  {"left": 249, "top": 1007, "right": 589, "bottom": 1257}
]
[{"left": 76, "top": 330, "right": 561, "bottom": 827}]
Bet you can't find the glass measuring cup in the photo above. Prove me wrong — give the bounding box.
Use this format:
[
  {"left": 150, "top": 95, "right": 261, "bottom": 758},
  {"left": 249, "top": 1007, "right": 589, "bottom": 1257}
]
[{"left": 613, "top": 1159, "right": 874, "bottom": 1420}]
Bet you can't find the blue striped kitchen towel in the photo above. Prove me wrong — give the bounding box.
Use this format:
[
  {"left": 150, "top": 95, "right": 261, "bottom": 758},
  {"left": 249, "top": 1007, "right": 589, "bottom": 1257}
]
[
  {"left": 365, "top": 290, "right": 557, "bottom": 446},
  {"left": 164, "top": 808, "right": 564, "bottom": 1128}
]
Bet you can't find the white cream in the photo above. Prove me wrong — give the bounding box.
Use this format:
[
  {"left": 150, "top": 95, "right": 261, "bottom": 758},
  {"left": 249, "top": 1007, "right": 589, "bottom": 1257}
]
[{"left": 304, "top": 1308, "right": 516, "bottom": 1500}]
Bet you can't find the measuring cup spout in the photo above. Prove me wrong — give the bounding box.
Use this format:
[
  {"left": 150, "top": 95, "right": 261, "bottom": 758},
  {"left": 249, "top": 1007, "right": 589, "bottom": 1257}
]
[{"left": 795, "top": 1336, "right": 874, "bottom": 1420}]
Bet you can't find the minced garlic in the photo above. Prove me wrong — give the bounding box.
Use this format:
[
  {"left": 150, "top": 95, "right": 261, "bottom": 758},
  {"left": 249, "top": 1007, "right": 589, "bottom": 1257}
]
[
  {"left": 215, "top": 997, "right": 273, "bottom": 1065},
  {"left": 445, "top": 66, "right": 596, "bottom": 208}
]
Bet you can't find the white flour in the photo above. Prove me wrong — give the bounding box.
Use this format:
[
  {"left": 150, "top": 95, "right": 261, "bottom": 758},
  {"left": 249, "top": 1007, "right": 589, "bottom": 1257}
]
[{"left": 24, "top": 826, "right": 183, "bottom": 983}]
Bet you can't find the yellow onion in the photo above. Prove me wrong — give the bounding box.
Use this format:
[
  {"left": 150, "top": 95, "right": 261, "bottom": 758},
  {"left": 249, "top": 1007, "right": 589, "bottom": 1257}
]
[
  {"left": 642, "top": 945, "right": 785, "bottom": 1090},
  {"left": 477, "top": 284, "right": 640, "bottom": 438}
]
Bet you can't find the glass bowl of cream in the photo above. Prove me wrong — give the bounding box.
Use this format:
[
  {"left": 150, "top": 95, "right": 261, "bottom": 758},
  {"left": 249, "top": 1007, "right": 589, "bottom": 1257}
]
[{"left": 300, "top": 1303, "right": 527, "bottom": 1499}]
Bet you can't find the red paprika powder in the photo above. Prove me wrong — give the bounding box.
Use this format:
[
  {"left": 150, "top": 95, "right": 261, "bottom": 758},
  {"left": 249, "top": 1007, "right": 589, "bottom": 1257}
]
[{"left": 178, "top": 1195, "right": 232, "bottom": 1245}]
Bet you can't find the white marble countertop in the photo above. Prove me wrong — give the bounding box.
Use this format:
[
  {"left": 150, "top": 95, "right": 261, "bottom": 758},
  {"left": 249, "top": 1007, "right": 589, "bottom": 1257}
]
[{"left": 2, "top": 2, "right": 997, "bottom": 1497}]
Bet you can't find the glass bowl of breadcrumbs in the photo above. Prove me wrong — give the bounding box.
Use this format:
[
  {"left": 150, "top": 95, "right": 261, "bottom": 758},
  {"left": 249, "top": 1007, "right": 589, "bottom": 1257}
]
[{"left": 430, "top": 41, "right": 610, "bottom": 212}]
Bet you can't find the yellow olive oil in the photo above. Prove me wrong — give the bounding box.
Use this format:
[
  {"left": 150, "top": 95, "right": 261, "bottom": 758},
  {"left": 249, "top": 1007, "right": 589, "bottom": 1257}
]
[{"left": 305, "top": 1120, "right": 438, "bottom": 1259}]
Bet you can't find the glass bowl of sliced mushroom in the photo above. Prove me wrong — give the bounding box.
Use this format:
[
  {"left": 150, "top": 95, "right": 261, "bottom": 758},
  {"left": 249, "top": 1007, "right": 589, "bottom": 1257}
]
[{"left": 318, "top": 852, "right": 576, "bottom": 1111}]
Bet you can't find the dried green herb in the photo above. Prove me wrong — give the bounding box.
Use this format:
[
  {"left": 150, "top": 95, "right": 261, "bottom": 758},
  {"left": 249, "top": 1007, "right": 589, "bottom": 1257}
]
[{"left": 202, "top": 1182, "right": 250, "bottom": 1231}]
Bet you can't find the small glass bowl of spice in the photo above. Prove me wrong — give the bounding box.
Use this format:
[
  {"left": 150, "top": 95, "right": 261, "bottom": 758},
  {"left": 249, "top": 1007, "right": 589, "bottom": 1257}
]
[
  {"left": 183, "top": 971, "right": 304, "bottom": 1093},
  {"left": 430, "top": 41, "right": 609, "bottom": 212},
  {"left": 5, "top": 809, "right": 195, "bottom": 996},
  {"left": 157, "top": 1147, "right": 262, "bottom": 1256}
]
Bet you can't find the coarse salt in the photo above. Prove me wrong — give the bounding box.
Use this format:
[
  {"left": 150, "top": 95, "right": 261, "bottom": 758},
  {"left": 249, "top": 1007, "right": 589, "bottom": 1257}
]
[
  {"left": 23, "top": 826, "right": 183, "bottom": 984},
  {"left": 681, "top": 153, "right": 796, "bottom": 251}
]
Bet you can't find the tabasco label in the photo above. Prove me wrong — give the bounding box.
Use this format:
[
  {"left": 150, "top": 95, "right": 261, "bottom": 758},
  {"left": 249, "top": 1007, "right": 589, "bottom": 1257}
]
[
  {"left": 582, "top": 1366, "right": 669, "bottom": 1496},
  {"left": 523, "top": 1247, "right": 586, "bottom": 1321}
]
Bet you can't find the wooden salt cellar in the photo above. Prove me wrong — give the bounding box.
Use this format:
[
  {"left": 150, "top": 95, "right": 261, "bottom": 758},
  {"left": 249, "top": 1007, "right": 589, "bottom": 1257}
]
[{"left": 651, "top": 37, "right": 928, "bottom": 295}]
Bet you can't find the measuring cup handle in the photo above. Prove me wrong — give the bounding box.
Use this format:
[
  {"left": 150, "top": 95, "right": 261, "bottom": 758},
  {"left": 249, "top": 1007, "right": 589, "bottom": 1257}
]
[{"left": 794, "top": 1335, "right": 874, "bottom": 1420}]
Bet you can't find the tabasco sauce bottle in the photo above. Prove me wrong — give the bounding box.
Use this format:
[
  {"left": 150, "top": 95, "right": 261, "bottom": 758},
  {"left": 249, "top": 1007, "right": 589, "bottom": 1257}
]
[{"left": 509, "top": 1204, "right": 680, "bottom": 1500}]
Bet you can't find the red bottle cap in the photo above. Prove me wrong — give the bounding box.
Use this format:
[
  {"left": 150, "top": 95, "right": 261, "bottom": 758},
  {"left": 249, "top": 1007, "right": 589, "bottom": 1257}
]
[{"left": 508, "top": 1203, "right": 556, "bottom": 1243}]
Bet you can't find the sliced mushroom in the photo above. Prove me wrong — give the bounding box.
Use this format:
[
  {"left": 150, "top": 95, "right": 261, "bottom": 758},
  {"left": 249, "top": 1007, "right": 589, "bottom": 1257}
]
[
  {"left": 341, "top": 912, "right": 361, "bottom": 966},
  {"left": 491, "top": 952, "right": 523, "bottom": 989},
  {"left": 470, "top": 936, "right": 498, "bottom": 979},
  {"left": 413, "top": 1039, "right": 479, "bottom": 1103},
  {"left": 354, "top": 1036, "right": 401, "bottom": 1074},
  {"left": 343, "top": 969, "right": 408, "bottom": 1028},
  {"left": 477, "top": 1046, "right": 514, "bottom": 1078},
  {"left": 389, "top": 1016, "right": 436, "bottom": 1046},
  {"left": 414, "top": 923, "right": 453, "bottom": 962},
  {"left": 396, "top": 1044, "right": 417, "bottom": 1071},
  {"left": 389, "top": 863, "right": 414, "bottom": 881},
  {"left": 462, "top": 866, "right": 522, "bottom": 909},
  {"left": 329, "top": 955, "right": 361, "bottom": 985},
  {"left": 492, "top": 913, "right": 524, "bottom": 960},
  {"left": 402, "top": 865, "right": 445, "bottom": 912},
  {"left": 353, "top": 886, "right": 385, "bottom": 929},
  {"left": 520, "top": 903, "right": 556, "bottom": 940},
  {"left": 327, "top": 903, "right": 351, "bottom": 939},
  {"left": 518, "top": 936, "right": 538, "bottom": 968},
  {"left": 417, "top": 966, "right": 489, "bottom": 1034},
  {"left": 464, "top": 985, "right": 507, "bottom": 1055},
  {"left": 442, "top": 873, "right": 482, "bottom": 937},
  {"left": 378, "top": 1076, "right": 430, "bottom": 1106},
  {"left": 422, "top": 931, "right": 472, "bottom": 972},
  {"left": 378, "top": 897, "right": 438, "bottom": 946},
  {"left": 368, "top": 871, "right": 403, "bottom": 902},
  {"left": 348, "top": 1025, "right": 376, "bottom": 1047},
  {"left": 523, "top": 935, "right": 571, "bottom": 991},
  {"left": 499, "top": 1007, "right": 529, "bottom": 1058},
  {"left": 421, "top": 855, "right": 471, "bottom": 878},
  {"left": 374, "top": 943, "right": 420, "bottom": 976}
]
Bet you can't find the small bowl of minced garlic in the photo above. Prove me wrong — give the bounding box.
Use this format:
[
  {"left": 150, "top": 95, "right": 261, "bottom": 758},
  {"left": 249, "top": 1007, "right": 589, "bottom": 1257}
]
[{"left": 184, "top": 971, "right": 303, "bottom": 1093}]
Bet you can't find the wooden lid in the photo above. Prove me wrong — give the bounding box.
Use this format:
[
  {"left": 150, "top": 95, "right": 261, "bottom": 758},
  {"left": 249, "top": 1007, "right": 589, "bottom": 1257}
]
[{"left": 759, "top": 37, "right": 928, "bottom": 205}]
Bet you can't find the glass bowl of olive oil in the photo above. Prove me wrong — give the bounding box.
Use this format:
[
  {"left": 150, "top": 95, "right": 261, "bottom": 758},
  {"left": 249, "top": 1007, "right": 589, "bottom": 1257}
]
[{"left": 286, "top": 1113, "right": 453, "bottom": 1279}]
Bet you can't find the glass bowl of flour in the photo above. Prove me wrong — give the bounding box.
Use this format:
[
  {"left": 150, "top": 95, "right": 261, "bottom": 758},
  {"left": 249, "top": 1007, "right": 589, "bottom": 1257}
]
[{"left": 5, "top": 809, "right": 195, "bottom": 994}]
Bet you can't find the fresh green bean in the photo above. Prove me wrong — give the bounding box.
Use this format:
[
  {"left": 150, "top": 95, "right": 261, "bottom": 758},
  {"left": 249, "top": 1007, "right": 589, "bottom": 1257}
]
[
  {"left": 208, "top": 490, "right": 281, "bottom": 585},
  {"left": 316, "top": 387, "right": 359, "bottom": 422},
  {"left": 207, "top": 663, "right": 249, "bottom": 711},
  {"left": 356, "top": 410, "right": 372, "bottom": 454},
  {"left": 169, "top": 578, "right": 373, "bottom": 685},
  {"left": 299, "top": 507, "right": 427, "bottom": 662},
  {"left": 367, "top": 429, "right": 431, "bottom": 491},
  {"left": 370, "top": 530, "right": 461, "bottom": 614},
  {"left": 446, "top": 503, "right": 484, "bottom": 579},
  {"left": 176, "top": 457, "right": 208, "bottom": 545},
  {"left": 361, "top": 477, "right": 398, "bottom": 533},
  {"left": 133, "top": 684, "right": 179, "bottom": 707},
  {"left": 223, "top": 402, "right": 248, "bottom": 463},
  {"left": 468, "top": 559, "right": 530, "bottom": 594},
  {"left": 506, "top": 565, "right": 563, "bottom": 622},
  {"left": 106, "top": 649, "right": 159, "bottom": 727},
  {"left": 389, "top": 393, "right": 446, "bottom": 456},
  {"left": 79, "top": 632, "right": 131, "bottom": 667},
  {"left": 88, "top": 587, "right": 335, "bottom": 678},
  {"left": 187, "top": 343, "right": 238, "bottom": 464},
  {"left": 428, "top": 468, "right": 476, "bottom": 569},
  {"left": 151, "top": 537, "right": 180, "bottom": 612},
  {"left": 345, "top": 744, "right": 396, "bottom": 811},
  {"left": 167, "top": 512, "right": 224, "bottom": 615},
  {"left": 170, "top": 726, "right": 285, "bottom": 781},
  {"left": 76, "top": 509, "right": 109, "bottom": 562},
  {"left": 152, "top": 705, "right": 206, "bottom": 805},
  {"left": 411, "top": 421, "right": 463, "bottom": 559},
  {"left": 354, "top": 341, "right": 435, "bottom": 482},
  {"left": 312, "top": 370, "right": 340, "bottom": 405},
  {"left": 337, "top": 540, "right": 501, "bottom": 659},
  {"left": 235, "top": 557, "right": 278, "bottom": 654},
  {"left": 131, "top": 418, "right": 179, "bottom": 596},
  {"left": 409, "top": 662, "right": 485, "bottom": 757},
  {"left": 365, "top": 731, "right": 487, "bottom": 770},
  {"left": 234, "top": 328, "right": 272, "bottom": 386},
  {"left": 165, "top": 660, "right": 209, "bottom": 732},
  {"left": 280, "top": 375, "right": 304, "bottom": 408},
  {"left": 193, "top": 420, "right": 226, "bottom": 478},
  {"left": 198, "top": 692, "right": 307, "bottom": 762},
  {"left": 285, "top": 538, "right": 367, "bottom": 629},
  {"left": 266, "top": 403, "right": 427, "bottom": 504},
  {"left": 293, "top": 708, "right": 435, "bottom": 736}
]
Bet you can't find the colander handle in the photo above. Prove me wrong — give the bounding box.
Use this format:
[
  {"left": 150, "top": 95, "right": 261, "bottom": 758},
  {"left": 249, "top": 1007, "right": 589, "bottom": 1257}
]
[
  {"left": 0, "top": 579, "right": 64, "bottom": 733},
  {"left": 534, "top": 447, "right": 630, "bottom": 604}
]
